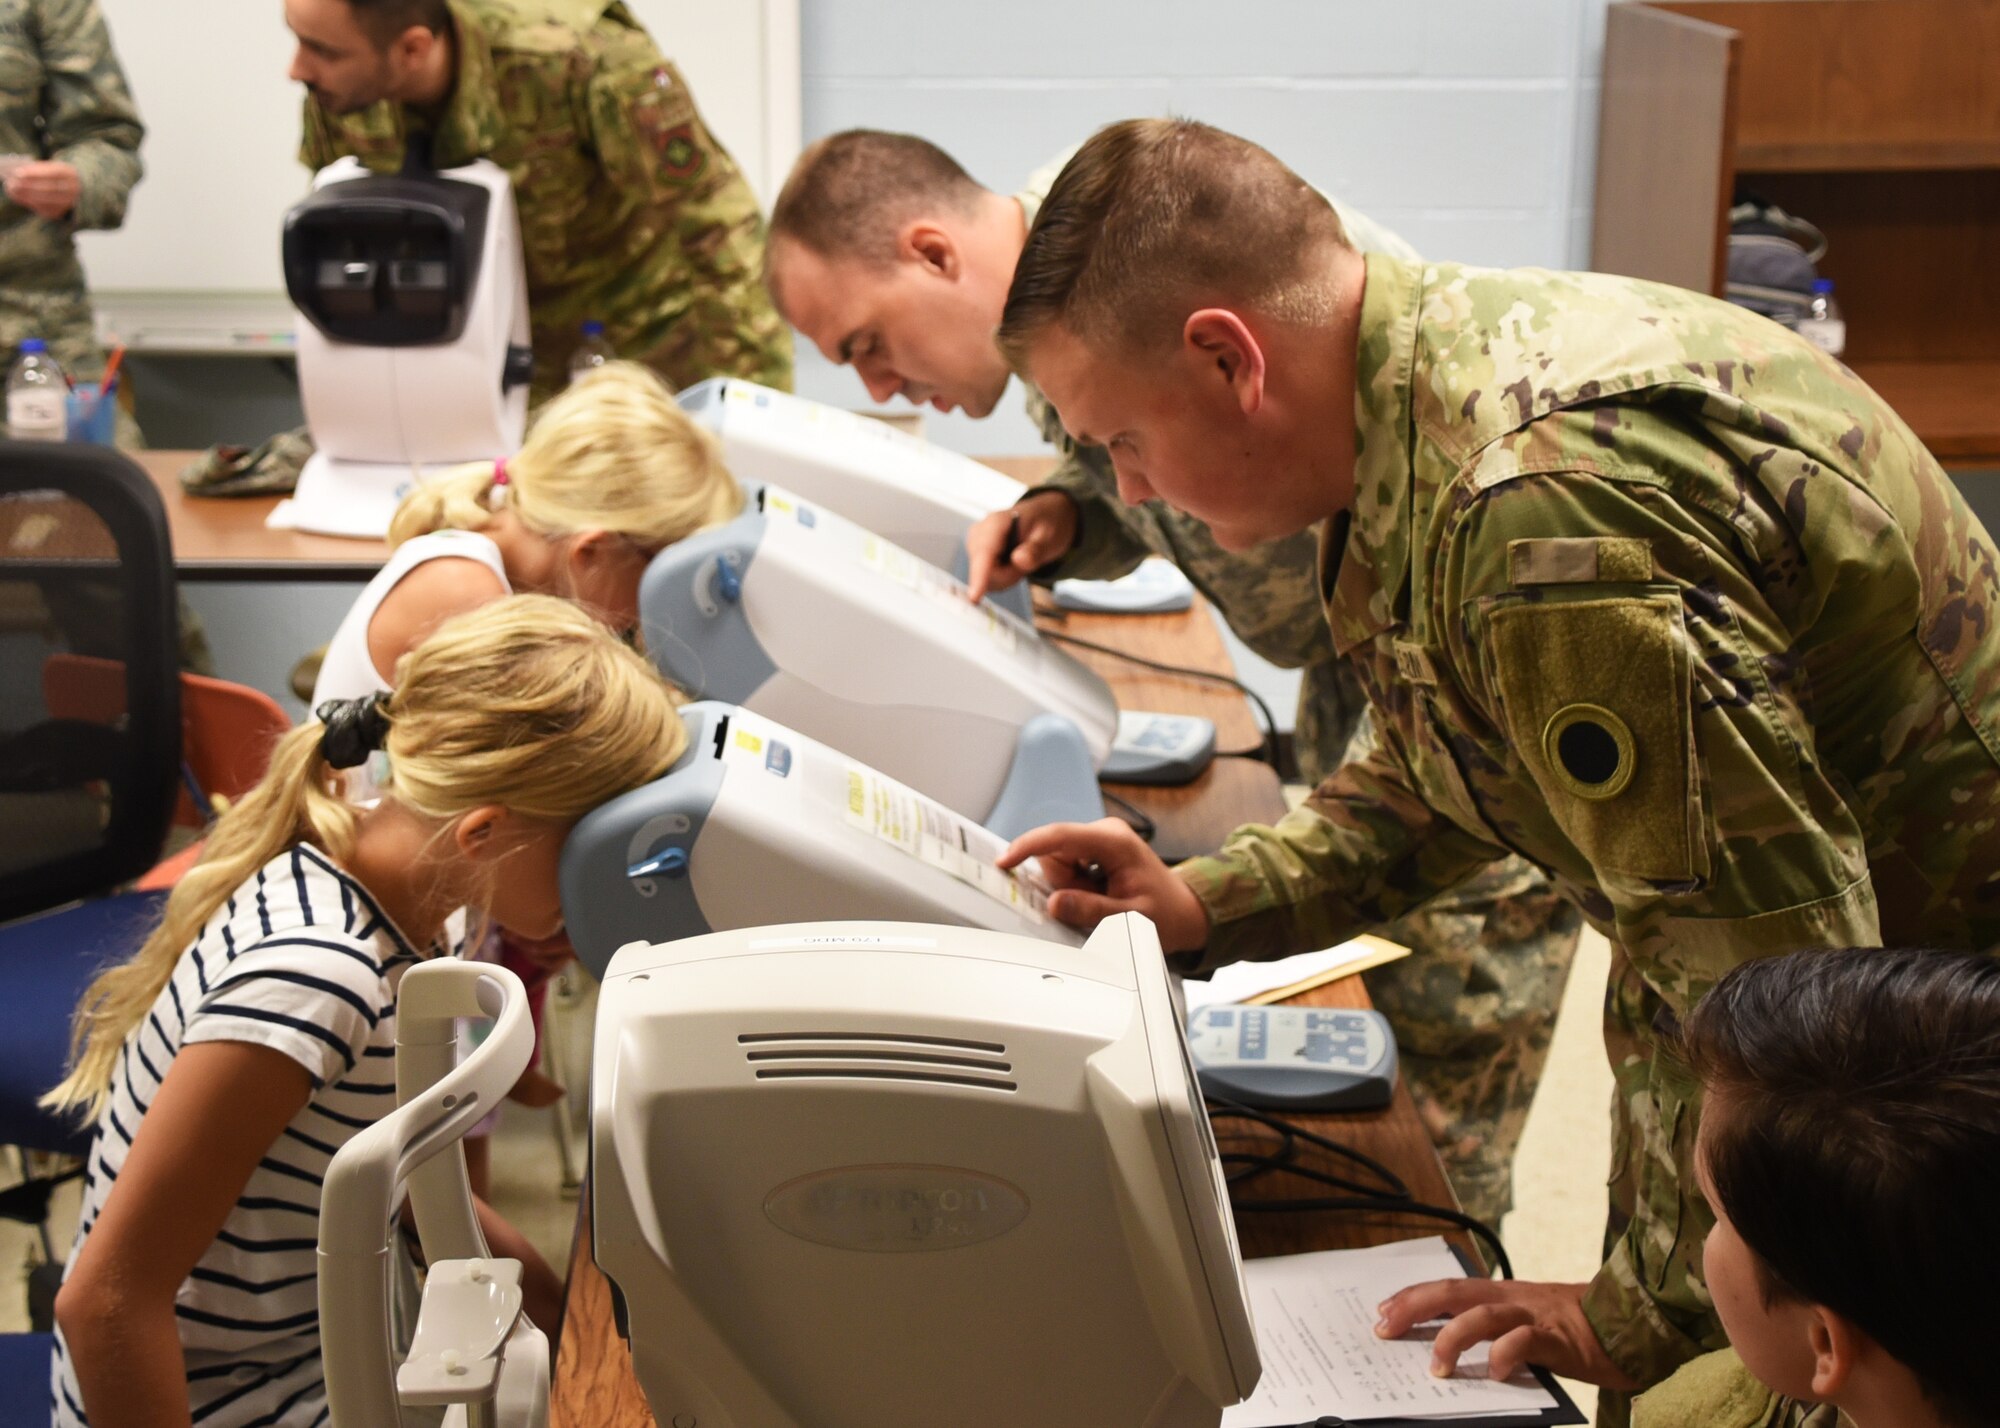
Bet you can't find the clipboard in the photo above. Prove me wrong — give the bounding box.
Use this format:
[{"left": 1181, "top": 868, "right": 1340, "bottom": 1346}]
[{"left": 1244, "top": 1246, "right": 1588, "bottom": 1428}]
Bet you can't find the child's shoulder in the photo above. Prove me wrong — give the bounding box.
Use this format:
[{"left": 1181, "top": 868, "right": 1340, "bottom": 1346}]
[
  {"left": 1632, "top": 1350, "right": 1847, "bottom": 1428},
  {"left": 220, "top": 844, "right": 424, "bottom": 970}
]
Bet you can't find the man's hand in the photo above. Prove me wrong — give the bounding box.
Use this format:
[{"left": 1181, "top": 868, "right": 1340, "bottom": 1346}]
[
  {"left": 1374, "top": 1278, "right": 1640, "bottom": 1390},
  {"left": 965, "top": 490, "right": 1079, "bottom": 601},
  {"left": 5, "top": 161, "right": 81, "bottom": 222},
  {"left": 998, "top": 817, "right": 1210, "bottom": 951}
]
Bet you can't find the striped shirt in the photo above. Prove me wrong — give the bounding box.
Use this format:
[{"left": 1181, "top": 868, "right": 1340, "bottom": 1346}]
[{"left": 53, "top": 845, "right": 434, "bottom": 1427}]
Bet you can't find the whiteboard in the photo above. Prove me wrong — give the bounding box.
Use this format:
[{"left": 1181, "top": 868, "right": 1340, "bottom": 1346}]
[{"left": 76, "top": 0, "right": 799, "bottom": 296}]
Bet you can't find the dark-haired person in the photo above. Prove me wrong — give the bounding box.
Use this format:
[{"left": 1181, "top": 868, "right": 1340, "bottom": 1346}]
[
  {"left": 765, "top": 129, "right": 1581, "bottom": 1230},
  {"left": 993, "top": 118, "right": 2000, "bottom": 1422},
  {"left": 1631, "top": 946, "right": 2000, "bottom": 1428},
  {"left": 284, "top": 0, "right": 790, "bottom": 403}
]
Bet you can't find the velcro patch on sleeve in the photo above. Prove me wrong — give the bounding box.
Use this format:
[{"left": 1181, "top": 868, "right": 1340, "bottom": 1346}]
[
  {"left": 1486, "top": 594, "right": 1701, "bottom": 880},
  {"left": 1508, "top": 537, "right": 1655, "bottom": 586}
]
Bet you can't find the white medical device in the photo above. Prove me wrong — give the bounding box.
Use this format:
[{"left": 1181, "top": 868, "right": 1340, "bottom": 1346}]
[
  {"left": 642, "top": 484, "right": 1124, "bottom": 823},
  {"left": 1186, "top": 1003, "right": 1400, "bottom": 1111},
  {"left": 678, "top": 378, "right": 1197, "bottom": 615},
  {"left": 561, "top": 702, "right": 1088, "bottom": 978},
  {"left": 678, "top": 378, "right": 1028, "bottom": 574},
  {"left": 282, "top": 157, "right": 533, "bottom": 538},
  {"left": 319, "top": 960, "right": 548, "bottom": 1427},
  {"left": 589, "top": 914, "right": 1262, "bottom": 1427}
]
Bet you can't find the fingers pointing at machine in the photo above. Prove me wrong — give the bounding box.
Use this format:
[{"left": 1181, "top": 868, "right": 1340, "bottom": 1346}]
[
  {"left": 997, "top": 817, "right": 1211, "bottom": 951},
  {"left": 964, "top": 489, "right": 1080, "bottom": 601}
]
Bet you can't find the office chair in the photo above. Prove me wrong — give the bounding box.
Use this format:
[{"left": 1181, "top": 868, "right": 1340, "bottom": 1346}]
[
  {"left": 0, "top": 442, "right": 182, "bottom": 1413},
  {"left": 42, "top": 653, "right": 291, "bottom": 888}
]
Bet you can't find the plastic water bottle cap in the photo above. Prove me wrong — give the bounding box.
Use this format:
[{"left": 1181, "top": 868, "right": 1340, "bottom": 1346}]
[
  {"left": 582, "top": 319, "right": 605, "bottom": 336},
  {"left": 18, "top": 337, "right": 44, "bottom": 353},
  {"left": 1812, "top": 278, "right": 1835, "bottom": 294}
]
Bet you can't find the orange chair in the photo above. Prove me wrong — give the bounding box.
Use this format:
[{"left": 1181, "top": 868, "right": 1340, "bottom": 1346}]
[{"left": 41, "top": 654, "right": 292, "bottom": 887}]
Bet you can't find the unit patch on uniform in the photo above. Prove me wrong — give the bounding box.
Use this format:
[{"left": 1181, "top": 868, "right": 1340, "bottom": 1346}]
[
  {"left": 1542, "top": 703, "right": 1635, "bottom": 800},
  {"left": 656, "top": 122, "right": 706, "bottom": 182},
  {"left": 1485, "top": 593, "right": 1701, "bottom": 880}
]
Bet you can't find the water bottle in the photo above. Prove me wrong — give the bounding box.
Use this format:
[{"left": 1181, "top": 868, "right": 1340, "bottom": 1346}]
[
  {"left": 7, "top": 338, "right": 68, "bottom": 441},
  {"left": 1797, "top": 278, "right": 1846, "bottom": 357},
  {"left": 568, "top": 319, "right": 615, "bottom": 384}
]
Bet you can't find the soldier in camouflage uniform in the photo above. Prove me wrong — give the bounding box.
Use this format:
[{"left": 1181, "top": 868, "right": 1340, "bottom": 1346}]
[
  {"left": 994, "top": 120, "right": 2000, "bottom": 1417},
  {"left": 765, "top": 130, "right": 1581, "bottom": 1229},
  {"left": 0, "top": 0, "right": 141, "bottom": 436},
  {"left": 290, "top": 0, "right": 790, "bottom": 404}
]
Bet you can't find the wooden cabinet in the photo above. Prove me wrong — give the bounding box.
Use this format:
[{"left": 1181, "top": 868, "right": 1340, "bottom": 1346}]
[{"left": 1591, "top": 0, "right": 2000, "bottom": 466}]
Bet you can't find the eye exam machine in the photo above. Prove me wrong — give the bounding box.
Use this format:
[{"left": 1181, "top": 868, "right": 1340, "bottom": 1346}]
[
  {"left": 560, "top": 701, "right": 1086, "bottom": 979},
  {"left": 640, "top": 485, "right": 1218, "bottom": 820},
  {"left": 280, "top": 157, "right": 534, "bottom": 538},
  {"left": 319, "top": 917, "right": 1262, "bottom": 1427},
  {"left": 678, "top": 378, "right": 1196, "bottom": 615}
]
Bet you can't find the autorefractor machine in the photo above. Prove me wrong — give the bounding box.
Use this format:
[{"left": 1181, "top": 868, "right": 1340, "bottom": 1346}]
[
  {"left": 319, "top": 916, "right": 1262, "bottom": 1427},
  {"left": 281, "top": 156, "right": 533, "bottom": 538}
]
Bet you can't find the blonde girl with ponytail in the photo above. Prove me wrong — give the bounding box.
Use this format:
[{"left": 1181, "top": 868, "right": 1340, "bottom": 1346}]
[
  {"left": 47, "top": 596, "right": 683, "bottom": 1428},
  {"left": 310, "top": 359, "right": 741, "bottom": 723}
]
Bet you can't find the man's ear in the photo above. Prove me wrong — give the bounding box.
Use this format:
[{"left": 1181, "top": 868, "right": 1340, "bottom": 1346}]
[
  {"left": 900, "top": 221, "right": 962, "bottom": 282},
  {"left": 453, "top": 805, "right": 510, "bottom": 861},
  {"left": 1183, "top": 309, "right": 1266, "bottom": 416},
  {"left": 391, "top": 23, "right": 435, "bottom": 69},
  {"left": 1806, "top": 1305, "right": 1861, "bottom": 1401}
]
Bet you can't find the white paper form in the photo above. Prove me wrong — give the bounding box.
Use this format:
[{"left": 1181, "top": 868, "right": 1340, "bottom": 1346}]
[
  {"left": 1182, "top": 939, "right": 1408, "bottom": 1011},
  {"left": 1224, "top": 1237, "right": 1559, "bottom": 1425}
]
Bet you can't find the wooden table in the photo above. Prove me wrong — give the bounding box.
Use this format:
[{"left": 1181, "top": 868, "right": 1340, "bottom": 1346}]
[{"left": 136, "top": 450, "right": 388, "bottom": 582}]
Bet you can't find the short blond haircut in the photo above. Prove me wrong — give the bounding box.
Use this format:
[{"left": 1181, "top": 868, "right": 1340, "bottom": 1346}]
[
  {"left": 389, "top": 360, "right": 743, "bottom": 550},
  {"left": 45, "top": 596, "right": 684, "bottom": 1123},
  {"left": 997, "top": 119, "right": 1350, "bottom": 365}
]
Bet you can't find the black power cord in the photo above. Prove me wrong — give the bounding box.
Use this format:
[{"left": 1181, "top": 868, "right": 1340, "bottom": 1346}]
[
  {"left": 1038, "top": 627, "right": 1285, "bottom": 771},
  {"left": 1098, "top": 787, "right": 1158, "bottom": 843},
  {"left": 1207, "top": 1094, "right": 1513, "bottom": 1280}
]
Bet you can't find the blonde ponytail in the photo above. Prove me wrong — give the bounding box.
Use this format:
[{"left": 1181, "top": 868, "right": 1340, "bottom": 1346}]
[
  {"left": 46, "top": 595, "right": 684, "bottom": 1123},
  {"left": 43, "top": 723, "right": 360, "bottom": 1120},
  {"left": 386, "top": 461, "right": 505, "bottom": 547},
  {"left": 386, "top": 361, "right": 744, "bottom": 551}
]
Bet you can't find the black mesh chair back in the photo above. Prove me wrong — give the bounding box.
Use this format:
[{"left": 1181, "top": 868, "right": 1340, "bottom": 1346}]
[{"left": 0, "top": 442, "right": 180, "bottom": 923}]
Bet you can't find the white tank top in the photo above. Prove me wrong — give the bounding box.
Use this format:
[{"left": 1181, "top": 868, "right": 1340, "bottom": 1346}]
[{"left": 312, "top": 530, "right": 511, "bottom": 799}]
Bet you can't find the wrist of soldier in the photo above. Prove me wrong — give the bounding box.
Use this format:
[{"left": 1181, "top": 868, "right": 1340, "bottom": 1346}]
[{"left": 1580, "top": 1247, "right": 1714, "bottom": 1391}]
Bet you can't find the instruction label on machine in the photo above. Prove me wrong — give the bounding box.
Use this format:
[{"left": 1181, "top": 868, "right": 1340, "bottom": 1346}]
[
  {"left": 859, "top": 534, "right": 1022, "bottom": 656},
  {"left": 716, "top": 709, "right": 801, "bottom": 800},
  {"left": 843, "top": 762, "right": 1053, "bottom": 924}
]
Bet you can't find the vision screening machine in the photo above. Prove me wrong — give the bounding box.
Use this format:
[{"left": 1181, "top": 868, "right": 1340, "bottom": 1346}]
[
  {"left": 554, "top": 492, "right": 1222, "bottom": 975},
  {"left": 281, "top": 156, "right": 534, "bottom": 538},
  {"left": 677, "top": 377, "right": 1198, "bottom": 618},
  {"left": 320, "top": 919, "right": 1262, "bottom": 1428}
]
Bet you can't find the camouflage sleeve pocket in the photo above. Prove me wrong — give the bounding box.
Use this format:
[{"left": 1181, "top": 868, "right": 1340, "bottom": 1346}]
[{"left": 1483, "top": 591, "right": 1705, "bottom": 881}]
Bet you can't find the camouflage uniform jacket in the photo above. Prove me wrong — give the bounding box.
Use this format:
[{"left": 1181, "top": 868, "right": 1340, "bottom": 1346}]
[
  {"left": 1178, "top": 254, "right": 2000, "bottom": 1384},
  {"left": 0, "top": 0, "right": 140, "bottom": 379},
  {"left": 301, "top": 0, "right": 791, "bottom": 404}
]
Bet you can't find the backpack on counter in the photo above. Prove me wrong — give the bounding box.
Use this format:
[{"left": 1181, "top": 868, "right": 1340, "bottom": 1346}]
[{"left": 1725, "top": 197, "right": 1828, "bottom": 329}]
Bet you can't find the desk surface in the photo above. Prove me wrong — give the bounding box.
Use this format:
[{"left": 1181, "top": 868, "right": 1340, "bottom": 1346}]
[{"left": 138, "top": 450, "right": 387, "bottom": 582}]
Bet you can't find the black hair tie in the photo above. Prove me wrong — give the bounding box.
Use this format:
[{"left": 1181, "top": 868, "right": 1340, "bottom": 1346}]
[{"left": 316, "top": 692, "right": 392, "bottom": 770}]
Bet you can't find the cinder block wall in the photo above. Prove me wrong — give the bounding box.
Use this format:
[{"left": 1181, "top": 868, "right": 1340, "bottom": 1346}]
[{"left": 789, "top": 0, "right": 1622, "bottom": 456}]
